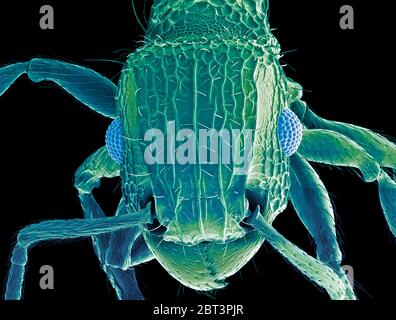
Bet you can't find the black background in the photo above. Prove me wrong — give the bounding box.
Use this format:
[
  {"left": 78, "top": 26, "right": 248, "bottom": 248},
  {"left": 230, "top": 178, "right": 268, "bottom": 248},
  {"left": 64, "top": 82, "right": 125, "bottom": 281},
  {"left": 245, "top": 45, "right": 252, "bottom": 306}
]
[{"left": 0, "top": 0, "right": 394, "bottom": 309}]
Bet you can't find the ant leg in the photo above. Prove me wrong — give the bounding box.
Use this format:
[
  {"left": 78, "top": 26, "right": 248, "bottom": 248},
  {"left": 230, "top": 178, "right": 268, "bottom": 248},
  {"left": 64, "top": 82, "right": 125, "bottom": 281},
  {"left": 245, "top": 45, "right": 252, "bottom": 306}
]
[
  {"left": 104, "top": 221, "right": 154, "bottom": 300},
  {"left": 74, "top": 147, "right": 154, "bottom": 299},
  {"left": 289, "top": 154, "right": 356, "bottom": 298},
  {"left": 291, "top": 100, "right": 396, "bottom": 169},
  {"left": 104, "top": 203, "right": 155, "bottom": 270},
  {"left": 75, "top": 146, "right": 121, "bottom": 263},
  {"left": 0, "top": 58, "right": 118, "bottom": 118},
  {"left": 4, "top": 209, "right": 151, "bottom": 300},
  {"left": 296, "top": 129, "right": 396, "bottom": 237},
  {"left": 246, "top": 213, "right": 356, "bottom": 300}
]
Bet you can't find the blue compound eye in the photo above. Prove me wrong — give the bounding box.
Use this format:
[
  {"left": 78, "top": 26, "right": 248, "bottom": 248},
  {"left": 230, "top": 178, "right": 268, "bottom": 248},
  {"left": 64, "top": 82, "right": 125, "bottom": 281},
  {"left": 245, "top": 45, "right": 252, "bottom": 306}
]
[
  {"left": 105, "top": 118, "right": 125, "bottom": 165},
  {"left": 277, "top": 108, "right": 303, "bottom": 157}
]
